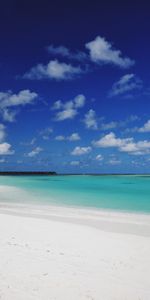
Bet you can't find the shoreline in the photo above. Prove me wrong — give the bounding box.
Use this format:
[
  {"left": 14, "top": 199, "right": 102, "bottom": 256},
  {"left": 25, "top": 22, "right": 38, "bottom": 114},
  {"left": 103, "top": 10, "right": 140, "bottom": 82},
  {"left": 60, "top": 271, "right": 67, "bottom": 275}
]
[
  {"left": 0, "top": 186, "right": 150, "bottom": 299},
  {"left": 0, "top": 184, "right": 150, "bottom": 237},
  {"left": 1, "top": 200, "right": 150, "bottom": 237},
  {"left": 0, "top": 184, "right": 150, "bottom": 218}
]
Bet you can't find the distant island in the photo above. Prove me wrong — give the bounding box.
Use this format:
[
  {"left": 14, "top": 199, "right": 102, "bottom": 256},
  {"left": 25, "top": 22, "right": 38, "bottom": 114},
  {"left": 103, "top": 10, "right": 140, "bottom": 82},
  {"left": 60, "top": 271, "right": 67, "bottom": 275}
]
[{"left": 0, "top": 171, "right": 57, "bottom": 176}]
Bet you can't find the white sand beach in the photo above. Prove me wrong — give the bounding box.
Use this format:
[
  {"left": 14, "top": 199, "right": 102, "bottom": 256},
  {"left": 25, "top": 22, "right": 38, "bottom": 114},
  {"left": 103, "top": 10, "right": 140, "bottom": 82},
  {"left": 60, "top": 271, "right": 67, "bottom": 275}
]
[{"left": 0, "top": 201, "right": 150, "bottom": 300}]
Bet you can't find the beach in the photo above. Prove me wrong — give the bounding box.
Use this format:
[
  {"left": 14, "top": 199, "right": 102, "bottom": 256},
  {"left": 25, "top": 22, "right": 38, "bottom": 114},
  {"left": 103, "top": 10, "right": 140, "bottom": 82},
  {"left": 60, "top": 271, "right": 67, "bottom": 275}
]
[
  {"left": 1, "top": 0, "right": 149, "bottom": 298},
  {"left": 0, "top": 202, "right": 150, "bottom": 300}
]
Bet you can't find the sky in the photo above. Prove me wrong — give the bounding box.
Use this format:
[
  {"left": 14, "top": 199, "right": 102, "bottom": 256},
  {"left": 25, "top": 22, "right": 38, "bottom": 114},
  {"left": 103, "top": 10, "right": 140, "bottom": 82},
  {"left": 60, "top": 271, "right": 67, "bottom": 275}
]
[{"left": 0, "top": 0, "right": 150, "bottom": 173}]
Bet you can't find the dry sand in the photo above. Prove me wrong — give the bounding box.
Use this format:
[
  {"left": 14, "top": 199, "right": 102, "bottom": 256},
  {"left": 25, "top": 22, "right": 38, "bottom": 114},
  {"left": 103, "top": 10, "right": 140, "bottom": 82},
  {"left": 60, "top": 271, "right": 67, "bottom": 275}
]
[{"left": 0, "top": 202, "right": 150, "bottom": 300}]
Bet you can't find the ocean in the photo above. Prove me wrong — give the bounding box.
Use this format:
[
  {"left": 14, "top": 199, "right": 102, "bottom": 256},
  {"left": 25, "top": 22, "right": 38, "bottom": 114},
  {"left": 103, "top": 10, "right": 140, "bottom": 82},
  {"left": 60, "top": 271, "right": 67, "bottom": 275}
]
[{"left": 0, "top": 175, "right": 150, "bottom": 213}]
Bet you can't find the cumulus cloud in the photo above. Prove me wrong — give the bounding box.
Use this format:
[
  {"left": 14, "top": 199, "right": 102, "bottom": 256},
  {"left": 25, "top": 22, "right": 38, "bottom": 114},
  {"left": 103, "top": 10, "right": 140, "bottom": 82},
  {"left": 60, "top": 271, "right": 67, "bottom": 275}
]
[
  {"left": 93, "top": 132, "right": 126, "bottom": 148},
  {"left": 0, "top": 143, "right": 14, "bottom": 155},
  {"left": 83, "top": 112, "right": 140, "bottom": 133},
  {"left": 93, "top": 132, "right": 150, "bottom": 155},
  {"left": 22, "top": 37, "right": 135, "bottom": 84},
  {"left": 83, "top": 109, "right": 98, "bottom": 130},
  {"left": 0, "top": 158, "right": 5, "bottom": 163},
  {"left": 23, "top": 60, "right": 83, "bottom": 81},
  {"left": 85, "top": 36, "right": 134, "bottom": 68},
  {"left": 0, "top": 124, "right": 6, "bottom": 142},
  {"left": 0, "top": 90, "right": 38, "bottom": 122},
  {"left": 39, "top": 127, "right": 53, "bottom": 140},
  {"left": 27, "top": 147, "right": 43, "bottom": 157},
  {"left": 52, "top": 94, "right": 86, "bottom": 121},
  {"left": 55, "top": 132, "right": 80, "bottom": 141},
  {"left": 74, "top": 94, "right": 86, "bottom": 108},
  {"left": 47, "top": 45, "right": 70, "bottom": 56},
  {"left": 98, "top": 115, "right": 140, "bottom": 133},
  {"left": 55, "top": 108, "right": 77, "bottom": 121},
  {"left": 96, "top": 154, "right": 103, "bottom": 161},
  {"left": 84, "top": 114, "right": 139, "bottom": 133},
  {"left": 68, "top": 133, "right": 80, "bottom": 141},
  {"left": 138, "top": 120, "right": 150, "bottom": 132},
  {"left": 100, "top": 121, "right": 117, "bottom": 130},
  {"left": 51, "top": 100, "right": 62, "bottom": 110},
  {"left": 21, "top": 138, "right": 37, "bottom": 147},
  {"left": 108, "top": 158, "right": 121, "bottom": 165},
  {"left": 55, "top": 135, "right": 65, "bottom": 141},
  {"left": 0, "top": 124, "right": 14, "bottom": 155},
  {"left": 71, "top": 146, "right": 91, "bottom": 155},
  {"left": 47, "top": 45, "right": 87, "bottom": 61},
  {"left": 109, "top": 74, "right": 142, "bottom": 97}
]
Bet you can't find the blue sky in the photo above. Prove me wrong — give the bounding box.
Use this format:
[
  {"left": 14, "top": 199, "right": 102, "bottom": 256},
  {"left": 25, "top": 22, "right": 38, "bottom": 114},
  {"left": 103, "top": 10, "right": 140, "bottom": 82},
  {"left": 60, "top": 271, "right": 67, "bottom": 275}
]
[{"left": 0, "top": 0, "right": 150, "bottom": 173}]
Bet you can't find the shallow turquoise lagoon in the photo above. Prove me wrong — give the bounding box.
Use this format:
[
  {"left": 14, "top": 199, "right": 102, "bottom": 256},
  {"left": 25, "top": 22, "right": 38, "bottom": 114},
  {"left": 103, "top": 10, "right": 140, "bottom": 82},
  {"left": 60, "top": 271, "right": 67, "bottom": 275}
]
[{"left": 0, "top": 175, "right": 150, "bottom": 213}]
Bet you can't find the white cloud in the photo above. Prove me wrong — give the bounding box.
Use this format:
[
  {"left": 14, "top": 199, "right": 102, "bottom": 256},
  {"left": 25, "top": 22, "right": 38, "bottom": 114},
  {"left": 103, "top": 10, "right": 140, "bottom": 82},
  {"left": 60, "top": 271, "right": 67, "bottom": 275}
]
[
  {"left": 0, "top": 124, "right": 14, "bottom": 155},
  {"left": 47, "top": 45, "right": 70, "bottom": 56},
  {"left": 71, "top": 146, "right": 91, "bottom": 155},
  {"left": 0, "top": 158, "right": 5, "bottom": 163},
  {"left": 108, "top": 158, "right": 121, "bottom": 165},
  {"left": 93, "top": 132, "right": 150, "bottom": 155},
  {"left": 27, "top": 147, "right": 43, "bottom": 157},
  {"left": 30, "top": 138, "right": 36, "bottom": 145},
  {"left": 0, "top": 143, "right": 14, "bottom": 155},
  {"left": 47, "top": 45, "right": 87, "bottom": 61},
  {"left": 52, "top": 94, "right": 86, "bottom": 121},
  {"left": 39, "top": 127, "right": 53, "bottom": 140},
  {"left": 55, "top": 135, "right": 65, "bottom": 141},
  {"left": 100, "top": 121, "right": 117, "bottom": 130},
  {"left": 93, "top": 132, "right": 126, "bottom": 148},
  {"left": 68, "top": 133, "right": 80, "bottom": 141},
  {"left": 51, "top": 100, "right": 62, "bottom": 110},
  {"left": 86, "top": 36, "right": 134, "bottom": 68},
  {"left": 22, "top": 38, "right": 134, "bottom": 84},
  {"left": 0, "top": 90, "right": 37, "bottom": 107},
  {"left": 109, "top": 74, "right": 142, "bottom": 97},
  {"left": 84, "top": 114, "right": 139, "bottom": 133},
  {"left": 55, "top": 108, "right": 77, "bottom": 121},
  {"left": 96, "top": 154, "right": 103, "bottom": 161},
  {"left": 23, "top": 59, "right": 83, "bottom": 81},
  {"left": 0, "top": 90, "right": 38, "bottom": 122},
  {"left": 83, "top": 109, "right": 98, "bottom": 129},
  {"left": 70, "top": 160, "right": 80, "bottom": 166},
  {"left": 98, "top": 115, "right": 140, "bottom": 132},
  {"left": 0, "top": 124, "right": 6, "bottom": 142},
  {"left": 138, "top": 120, "right": 150, "bottom": 132},
  {"left": 74, "top": 94, "right": 86, "bottom": 108},
  {"left": 21, "top": 138, "right": 37, "bottom": 146},
  {"left": 55, "top": 132, "right": 80, "bottom": 141}
]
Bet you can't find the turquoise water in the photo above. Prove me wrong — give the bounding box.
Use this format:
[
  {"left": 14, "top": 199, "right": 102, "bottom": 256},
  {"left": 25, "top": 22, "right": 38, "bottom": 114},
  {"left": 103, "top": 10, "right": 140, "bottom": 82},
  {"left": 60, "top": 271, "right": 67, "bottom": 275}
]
[{"left": 0, "top": 175, "right": 150, "bottom": 213}]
